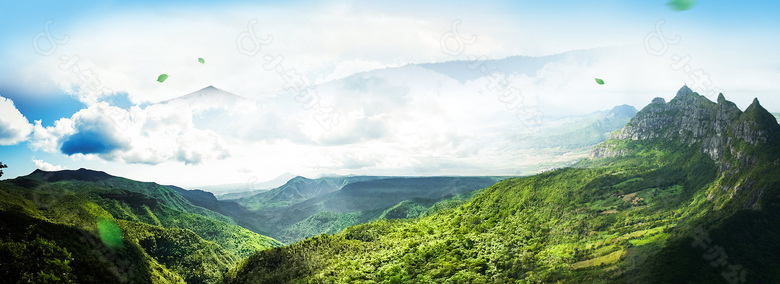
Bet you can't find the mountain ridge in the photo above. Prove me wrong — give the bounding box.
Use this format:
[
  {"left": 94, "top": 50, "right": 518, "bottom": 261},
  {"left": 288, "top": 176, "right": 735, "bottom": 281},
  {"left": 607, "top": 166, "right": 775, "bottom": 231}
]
[
  {"left": 592, "top": 85, "right": 778, "bottom": 165},
  {"left": 28, "top": 168, "right": 113, "bottom": 182}
]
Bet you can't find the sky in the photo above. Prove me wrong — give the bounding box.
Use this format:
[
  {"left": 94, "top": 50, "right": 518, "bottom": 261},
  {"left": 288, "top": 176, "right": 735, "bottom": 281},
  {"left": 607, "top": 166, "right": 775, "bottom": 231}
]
[{"left": 0, "top": 0, "right": 779, "bottom": 188}]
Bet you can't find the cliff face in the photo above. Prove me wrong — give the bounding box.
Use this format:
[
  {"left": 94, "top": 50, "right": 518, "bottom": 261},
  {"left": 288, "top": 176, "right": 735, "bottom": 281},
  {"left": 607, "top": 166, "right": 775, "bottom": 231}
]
[
  {"left": 592, "top": 85, "right": 779, "bottom": 167},
  {"left": 588, "top": 85, "right": 780, "bottom": 210}
]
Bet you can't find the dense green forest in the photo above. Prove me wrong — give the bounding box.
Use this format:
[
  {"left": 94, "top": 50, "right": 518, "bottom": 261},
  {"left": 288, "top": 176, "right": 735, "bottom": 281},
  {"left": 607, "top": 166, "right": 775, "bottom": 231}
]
[
  {"left": 0, "top": 169, "right": 280, "bottom": 283},
  {"left": 225, "top": 89, "right": 780, "bottom": 283}
]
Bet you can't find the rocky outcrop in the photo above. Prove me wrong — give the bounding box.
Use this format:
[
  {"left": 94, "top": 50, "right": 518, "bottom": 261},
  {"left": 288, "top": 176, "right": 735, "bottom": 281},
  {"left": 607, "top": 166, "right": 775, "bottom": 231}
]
[
  {"left": 592, "top": 85, "right": 779, "bottom": 167},
  {"left": 732, "top": 98, "right": 780, "bottom": 146},
  {"left": 588, "top": 145, "right": 629, "bottom": 159}
]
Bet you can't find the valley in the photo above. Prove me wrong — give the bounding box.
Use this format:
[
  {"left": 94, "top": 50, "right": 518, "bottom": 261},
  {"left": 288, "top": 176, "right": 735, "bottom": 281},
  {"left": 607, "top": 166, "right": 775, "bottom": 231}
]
[{"left": 224, "top": 86, "right": 780, "bottom": 283}]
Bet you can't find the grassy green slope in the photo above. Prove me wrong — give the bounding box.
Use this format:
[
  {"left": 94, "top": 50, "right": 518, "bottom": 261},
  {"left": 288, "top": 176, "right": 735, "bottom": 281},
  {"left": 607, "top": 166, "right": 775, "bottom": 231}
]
[
  {"left": 225, "top": 100, "right": 780, "bottom": 283},
  {"left": 0, "top": 170, "right": 281, "bottom": 283},
  {"left": 225, "top": 140, "right": 719, "bottom": 283}
]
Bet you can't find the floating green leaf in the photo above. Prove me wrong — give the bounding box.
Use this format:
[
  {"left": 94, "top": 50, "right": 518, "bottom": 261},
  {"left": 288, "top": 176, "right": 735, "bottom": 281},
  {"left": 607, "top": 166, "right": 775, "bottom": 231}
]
[
  {"left": 157, "top": 74, "right": 168, "bottom": 83},
  {"left": 595, "top": 78, "right": 605, "bottom": 85},
  {"left": 667, "top": 0, "right": 696, "bottom": 11},
  {"left": 198, "top": 57, "right": 205, "bottom": 64},
  {"left": 97, "top": 217, "right": 123, "bottom": 249}
]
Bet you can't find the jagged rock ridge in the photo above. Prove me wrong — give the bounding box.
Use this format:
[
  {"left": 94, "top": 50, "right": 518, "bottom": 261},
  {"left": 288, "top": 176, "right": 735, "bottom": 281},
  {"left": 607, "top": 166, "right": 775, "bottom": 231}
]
[{"left": 591, "top": 85, "right": 780, "bottom": 168}]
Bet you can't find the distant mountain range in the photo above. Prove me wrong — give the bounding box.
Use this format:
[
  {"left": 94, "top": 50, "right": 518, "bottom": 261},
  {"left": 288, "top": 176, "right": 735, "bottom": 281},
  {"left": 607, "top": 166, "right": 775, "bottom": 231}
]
[
  {"left": 241, "top": 176, "right": 506, "bottom": 243},
  {"left": 234, "top": 176, "right": 390, "bottom": 210},
  {"left": 519, "top": 104, "right": 638, "bottom": 149},
  {"left": 198, "top": 172, "right": 297, "bottom": 199},
  {"left": 177, "top": 174, "right": 506, "bottom": 244}
]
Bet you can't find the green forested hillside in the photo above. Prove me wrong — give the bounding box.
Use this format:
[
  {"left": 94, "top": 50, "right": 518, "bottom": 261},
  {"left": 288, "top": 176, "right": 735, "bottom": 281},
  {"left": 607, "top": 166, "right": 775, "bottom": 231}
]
[
  {"left": 242, "top": 176, "right": 504, "bottom": 243},
  {"left": 225, "top": 88, "right": 780, "bottom": 283},
  {"left": 235, "top": 176, "right": 389, "bottom": 210},
  {"left": 0, "top": 169, "right": 281, "bottom": 283}
]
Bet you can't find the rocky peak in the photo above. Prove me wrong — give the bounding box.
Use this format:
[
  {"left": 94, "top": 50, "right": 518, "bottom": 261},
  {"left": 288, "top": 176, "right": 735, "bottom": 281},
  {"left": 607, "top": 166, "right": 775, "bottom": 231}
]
[
  {"left": 750, "top": 98, "right": 760, "bottom": 107},
  {"left": 669, "top": 85, "right": 708, "bottom": 106},
  {"left": 673, "top": 84, "right": 693, "bottom": 100},
  {"left": 592, "top": 85, "right": 779, "bottom": 164},
  {"left": 717, "top": 93, "right": 726, "bottom": 104},
  {"left": 733, "top": 97, "right": 780, "bottom": 146}
]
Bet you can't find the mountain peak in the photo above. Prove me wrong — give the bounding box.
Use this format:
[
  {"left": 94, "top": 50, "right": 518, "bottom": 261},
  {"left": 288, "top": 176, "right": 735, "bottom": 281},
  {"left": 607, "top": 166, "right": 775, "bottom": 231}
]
[
  {"left": 161, "top": 85, "right": 249, "bottom": 104},
  {"left": 188, "top": 85, "right": 232, "bottom": 96},
  {"left": 197, "top": 85, "right": 220, "bottom": 92},
  {"left": 743, "top": 98, "right": 772, "bottom": 117},
  {"left": 674, "top": 84, "right": 693, "bottom": 99},
  {"left": 749, "top": 97, "right": 761, "bottom": 108},
  {"left": 606, "top": 104, "right": 638, "bottom": 119},
  {"left": 717, "top": 93, "right": 726, "bottom": 104},
  {"left": 728, "top": 96, "right": 780, "bottom": 149},
  {"left": 740, "top": 97, "right": 778, "bottom": 130},
  {"left": 27, "top": 168, "right": 114, "bottom": 183}
]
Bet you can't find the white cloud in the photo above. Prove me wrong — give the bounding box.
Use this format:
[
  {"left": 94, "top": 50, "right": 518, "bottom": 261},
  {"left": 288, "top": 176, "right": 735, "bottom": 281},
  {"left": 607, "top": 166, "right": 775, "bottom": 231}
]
[
  {"left": 9, "top": 6, "right": 455, "bottom": 105},
  {"left": 30, "top": 118, "right": 76, "bottom": 152},
  {"left": 30, "top": 94, "right": 231, "bottom": 165},
  {"left": 6, "top": 2, "right": 780, "bottom": 186},
  {"left": 32, "top": 158, "right": 64, "bottom": 171},
  {"left": 6, "top": 2, "right": 779, "bottom": 112},
  {"left": 20, "top": 43, "right": 780, "bottom": 187},
  {"left": 0, "top": 95, "right": 33, "bottom": 145},
  {"left": 6, "top": 2, "right": 647, "bottom": 104}
]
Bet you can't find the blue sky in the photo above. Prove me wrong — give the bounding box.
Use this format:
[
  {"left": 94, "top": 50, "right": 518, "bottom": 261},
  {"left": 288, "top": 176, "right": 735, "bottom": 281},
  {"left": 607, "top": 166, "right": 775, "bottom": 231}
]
[{"left": 1, "top": 0, "right": 779, "bottom": 187}]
